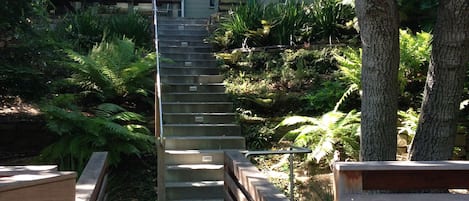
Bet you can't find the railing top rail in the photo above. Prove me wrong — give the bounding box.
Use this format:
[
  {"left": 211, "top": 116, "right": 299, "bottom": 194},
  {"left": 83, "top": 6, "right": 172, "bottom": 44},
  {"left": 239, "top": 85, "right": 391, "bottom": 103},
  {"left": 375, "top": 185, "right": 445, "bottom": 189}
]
[
  {"left": 152, "top": 0, "right": 164, "bottom": 143},
  {"left": 243, "top": 145, "right": 311, "bottom": 157}
]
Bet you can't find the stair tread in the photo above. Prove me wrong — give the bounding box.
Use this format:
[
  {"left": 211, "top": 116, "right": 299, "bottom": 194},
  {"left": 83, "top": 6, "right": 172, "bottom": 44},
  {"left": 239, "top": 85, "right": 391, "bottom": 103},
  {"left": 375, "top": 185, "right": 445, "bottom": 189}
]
[
  {"left": 164, "top": 112, "right": 234, "bottom": 114},
  {"left": 167, "top": 164, "right": 223, "bottom": 170},
  {"left": 166, "top": 181, "right": 223, "bottom": 188},
  {"left": 164, "top": 123, "right": 238, "bottom": 126},
  {"left": 165, "top": 135, "right": 243, "bottom": 139},
  {"left": 165, "top": 149, "right": 243, "bottom": 154}
]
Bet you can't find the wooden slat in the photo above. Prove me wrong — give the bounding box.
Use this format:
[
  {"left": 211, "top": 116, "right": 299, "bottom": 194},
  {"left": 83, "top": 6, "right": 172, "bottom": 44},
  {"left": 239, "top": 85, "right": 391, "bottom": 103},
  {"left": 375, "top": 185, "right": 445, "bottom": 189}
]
[
  {"left": 224, "top": 151, "right": 288, "bottom": 201},
  {"left": 343, "top": 193, "right": 469, "bottom": 201},
  {"left": 75, "top": 152, "right": 109, "bottom": 201},
  {"left": 224, "top": 172, "right": 252, "bottom": 201}
]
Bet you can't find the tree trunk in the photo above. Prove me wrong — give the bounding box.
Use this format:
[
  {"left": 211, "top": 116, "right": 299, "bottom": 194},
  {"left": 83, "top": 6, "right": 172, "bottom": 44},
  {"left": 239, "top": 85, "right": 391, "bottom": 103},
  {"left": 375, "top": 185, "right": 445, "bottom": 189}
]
[
  {"left": 409, "top": 0, "right": 469, "bottom": 161},
  {"left": 356, "top": 0, "right": 400, "bottom": 161}
]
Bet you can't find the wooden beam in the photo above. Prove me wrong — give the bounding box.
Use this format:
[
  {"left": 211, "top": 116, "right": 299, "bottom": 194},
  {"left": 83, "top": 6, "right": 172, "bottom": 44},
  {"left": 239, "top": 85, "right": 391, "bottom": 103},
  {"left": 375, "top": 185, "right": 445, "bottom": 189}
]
[{"left": 75, "top": 152, "right": 109, "bottom": 201}]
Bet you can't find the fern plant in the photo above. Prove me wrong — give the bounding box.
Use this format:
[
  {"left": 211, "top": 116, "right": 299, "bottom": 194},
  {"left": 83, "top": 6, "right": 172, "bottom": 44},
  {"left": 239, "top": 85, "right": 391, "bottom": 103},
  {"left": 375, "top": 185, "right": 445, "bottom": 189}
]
[
  {"left": 66, "top": 38, "right": 155, "bottom": 107},
  {"left": 276, "top": 110, "right": 360, "bottom": 165},
  {"left": 40, "top": 102, "right": 154, "bottom": 172}
]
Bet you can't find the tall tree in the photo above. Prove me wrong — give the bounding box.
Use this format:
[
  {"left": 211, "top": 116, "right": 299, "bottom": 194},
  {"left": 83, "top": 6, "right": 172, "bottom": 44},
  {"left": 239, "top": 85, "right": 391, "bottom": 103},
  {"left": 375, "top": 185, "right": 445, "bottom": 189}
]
[
  {"left": 409, "top": 0, "right": 469, "bottom": 160},
  {"left": 355, "top": 0, "right": 400, "bottom": 161}
]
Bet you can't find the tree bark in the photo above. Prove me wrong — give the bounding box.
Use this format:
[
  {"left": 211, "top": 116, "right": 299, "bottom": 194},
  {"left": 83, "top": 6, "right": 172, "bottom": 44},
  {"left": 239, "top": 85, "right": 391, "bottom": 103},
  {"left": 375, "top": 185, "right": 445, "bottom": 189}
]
[
  {"left": 356, "top": 0, "right": 400, "bottom": 161},
  {"left": 409, "top": 0, "right": 469, "bottom": 161}
]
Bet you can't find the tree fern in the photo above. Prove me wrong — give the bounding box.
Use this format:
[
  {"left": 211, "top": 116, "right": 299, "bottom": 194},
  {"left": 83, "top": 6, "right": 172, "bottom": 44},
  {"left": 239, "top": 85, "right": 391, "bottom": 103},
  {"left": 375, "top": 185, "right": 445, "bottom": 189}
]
[
  {"left": 276, "top": 110, "right": 360, "bottom": 164},
  {"left": 40, "top": 103, "right": 154, "bottom": 172}
]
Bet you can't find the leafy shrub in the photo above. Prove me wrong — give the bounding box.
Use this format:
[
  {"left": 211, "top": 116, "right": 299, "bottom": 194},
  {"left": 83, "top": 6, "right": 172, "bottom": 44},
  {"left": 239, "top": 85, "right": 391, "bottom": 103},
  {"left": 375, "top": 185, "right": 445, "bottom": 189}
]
[
  {"left": 57, "top": 9, "right": 152, "bottom": 52},
  {"left": 209, "top": 0, "right": 356, "bottom": 49},
  {"left": 276, "top": 110, "right": 360, "bottom": 164},
  {"left": 302, "top": 81, "right": 346, "bottom": 114},
  {"left": 306, "top": 0, "right": 356, "bottom": 41},
  {"left": 334, "top": 29, "right": 432, "bottom": 107},
  {"left": 65, "top": 38, "right": 155, "bottom": 109},
  {"left": 40, "top": 102, "right": 154, "bottom": 171}
]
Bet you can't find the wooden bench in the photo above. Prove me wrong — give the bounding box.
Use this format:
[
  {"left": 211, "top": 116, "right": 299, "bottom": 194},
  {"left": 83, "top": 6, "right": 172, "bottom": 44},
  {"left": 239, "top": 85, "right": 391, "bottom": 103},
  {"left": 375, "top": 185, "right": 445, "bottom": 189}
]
[
  {"left": 224, "top": 151, "right": 288, "bottom": 201},
  {"left": 76, "top": 152, "right": 109, "bottom": 201},
  {"left": 334, "top": 161, "right": 469, "bottom": 201}
]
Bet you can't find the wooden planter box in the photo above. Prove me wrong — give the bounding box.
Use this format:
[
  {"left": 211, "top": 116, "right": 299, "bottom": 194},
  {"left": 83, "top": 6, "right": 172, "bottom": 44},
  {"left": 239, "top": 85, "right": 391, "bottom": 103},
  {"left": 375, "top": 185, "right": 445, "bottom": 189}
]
[{"left": 0, "top": 166, "right": 76, "bottom": 201}]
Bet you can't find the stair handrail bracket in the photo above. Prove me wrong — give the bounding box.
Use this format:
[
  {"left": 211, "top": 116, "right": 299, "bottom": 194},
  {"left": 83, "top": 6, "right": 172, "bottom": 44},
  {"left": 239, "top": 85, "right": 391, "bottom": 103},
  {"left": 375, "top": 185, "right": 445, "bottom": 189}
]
[{"left": 152, "top": 0, "right": 164, "bottom": 144}]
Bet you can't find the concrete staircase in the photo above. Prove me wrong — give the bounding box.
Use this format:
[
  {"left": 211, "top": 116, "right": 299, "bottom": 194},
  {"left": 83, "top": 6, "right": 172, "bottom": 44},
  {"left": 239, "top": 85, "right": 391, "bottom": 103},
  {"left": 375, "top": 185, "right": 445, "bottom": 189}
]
[{"left": 157, "top": 17, "right": 245, "bottom": 201}]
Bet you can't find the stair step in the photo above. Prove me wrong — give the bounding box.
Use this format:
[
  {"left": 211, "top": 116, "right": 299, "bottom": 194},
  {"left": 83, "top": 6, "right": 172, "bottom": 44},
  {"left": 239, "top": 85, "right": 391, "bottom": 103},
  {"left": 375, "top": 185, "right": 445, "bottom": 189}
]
[
  {"left": 158, "top": 18, "right": 208, "bottom": 25},
  {"left": 161, "top": 52, "right": 215, "bottom": 60},
  {"left": 165, "top": 136, "right": 245, "bottom": 149},
  {"left": 161, "top": 67, "right": 220, "bottom": 75},
  {"left": 163, "top": 113, "right": 235, "bottom": 124},
  {"left": 164, "top": 124, "right": 241, "bottom": 137},
  {"left": 162, "top": 102, "right": 233, "bottom": 113},
  {"left": 162, "top": 83, "right": 225, "bottom": 93},
  {"left": 158, "top": 23, "right": 207, "bottom": 30},
  {"left": 161, "top": 75, "right": 224, "bottom": 84},
  {"left": 165, "top": 150, "right": 227, "bottom": 165},
  {"left": 160, "top": 46, "right": 212, "bottom": 54},
  {"left": 166, "top": 164, "right": 223, "bottom": 182},
  {"left": 158, "top": 29, "right": 207, "bottom": 36},
  {"left": 166, "top": 181, "right": 223, "bottom": 200},
  {"left": 163, "top": 92, "right": 228, "bottom": 102},
  {"left": 160, "top": 59, "right": 218, "bottom": 68},
  {"left": 160, "top": 34, "right": 206, "bottom": 41},
  {"left": 159, "top": 39, "right": 209, "bottom": 47}
]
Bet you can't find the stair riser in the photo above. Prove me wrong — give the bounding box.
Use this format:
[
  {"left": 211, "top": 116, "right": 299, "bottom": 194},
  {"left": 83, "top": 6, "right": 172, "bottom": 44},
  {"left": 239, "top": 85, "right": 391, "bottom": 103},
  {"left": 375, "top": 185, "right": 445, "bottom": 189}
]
[
  {"left": 160, "top": 46, "right": 212, "bottom": 54},
  {"left": 164, "top": 125, "right": 241, "bottom": 136},
  {"left": 161, "top": 75, "right": 223, "bottom": 84},
  {"left": 161, "top": 67, "right": 220, "bottom": 75},
  {"left": 160, "top": 34, "right": 206, "bottom": 41},
  {"left": 159, "top": 19, "right": 207, "bottom": 25},
  {"left": 159, "top": 29, "right": 207, "bottom": 36},
  {"left": 163, "top": 114, "right": 235, "bottom": 124},
  {"left": 165, "top": 152, "right": 225, "bottom": 165},
  {"left": 166, "top": 168, "right": 223, "bottom": 182},
  {"left": 162, "top": 84, "right": 226, "bottom": 93},
  {"left": 160, "top": 60, "right": 218, "bottom": 68},
  {"left": 159, "top": 40, "right": 209, "bottom": 47},
  {"left": 162, "top": 53, "right": 215, "bottom": 60},
  {"left": 162, "top": 103, "right": 233, "bottom": 113},
  {"left": 165, "top": 138, "right": 245, "bottom": 149},
  {"left": 158, "top": 24, "right": 207, "bottom": 30},
  {"left": 163, "top": 93, "right": 228, "bottom": 102},
  {"left": 166, "top": 185, "right": 223, "bottom": 200}
]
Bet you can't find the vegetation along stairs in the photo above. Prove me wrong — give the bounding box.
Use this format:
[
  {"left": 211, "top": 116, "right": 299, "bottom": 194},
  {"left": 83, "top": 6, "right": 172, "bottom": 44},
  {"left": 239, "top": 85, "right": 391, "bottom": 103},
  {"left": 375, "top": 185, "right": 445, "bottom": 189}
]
[{"left": 157, "top": 17, "right": 246, "bottom": 201}]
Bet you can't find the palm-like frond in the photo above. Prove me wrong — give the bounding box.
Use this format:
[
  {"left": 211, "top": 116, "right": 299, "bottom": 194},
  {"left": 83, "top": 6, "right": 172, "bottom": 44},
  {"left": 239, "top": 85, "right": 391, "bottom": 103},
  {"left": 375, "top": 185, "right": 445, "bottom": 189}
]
[{"left": 276, "top": 110, "right": 360, "bottom": 164}]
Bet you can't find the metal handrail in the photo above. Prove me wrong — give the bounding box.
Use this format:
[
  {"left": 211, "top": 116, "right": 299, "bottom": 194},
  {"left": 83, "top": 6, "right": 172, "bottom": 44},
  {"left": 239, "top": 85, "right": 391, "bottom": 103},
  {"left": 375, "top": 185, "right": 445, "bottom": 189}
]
[
  {"left": 243, "top": 146, "right": 312, "bottom": 201},
  {"left": 152, "top": 0, "right": 164, "bottom": 144}
]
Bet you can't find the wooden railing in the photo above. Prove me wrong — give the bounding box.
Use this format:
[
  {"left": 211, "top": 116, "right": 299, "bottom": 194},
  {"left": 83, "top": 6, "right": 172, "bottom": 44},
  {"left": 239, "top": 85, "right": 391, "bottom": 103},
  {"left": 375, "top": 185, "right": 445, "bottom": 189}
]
[
  {"left": 224, "top": 151, "right": 288, "bottom": 201},
  {"left": 75, "top": 152, "right": 109, "bottom": 201},
  {"left": 334, "top": 161, "right": 469, "bottom": 201}
]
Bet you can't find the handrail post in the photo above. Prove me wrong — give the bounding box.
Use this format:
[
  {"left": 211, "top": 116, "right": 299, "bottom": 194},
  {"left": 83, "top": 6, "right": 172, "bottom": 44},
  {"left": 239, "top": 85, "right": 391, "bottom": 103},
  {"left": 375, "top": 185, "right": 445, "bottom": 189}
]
[
  {"left": 289, "top": 147, "right": 294, "bottom": 201},
  {"left": 244, "top": 145, "right": 311, "bottom": 201}
]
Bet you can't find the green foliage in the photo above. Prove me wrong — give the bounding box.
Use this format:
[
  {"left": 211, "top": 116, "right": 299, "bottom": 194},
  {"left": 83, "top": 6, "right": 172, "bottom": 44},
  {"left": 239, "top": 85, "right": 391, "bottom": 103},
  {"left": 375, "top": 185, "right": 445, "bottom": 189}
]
[
  {"left": 40, "top": 102, "right": 154, "bottom": 171},
  {"left": 65, "top": 38, "right": 155, "bottom": 107},
  {"left": 398, "top": 108, "right": 419, "bottom": 138},
  {"left": 306, "top": 0, "right": 356, "bottom": 41},
  {"left": 398, "top": 0, "right": 438, "bottom": 31},
  {"left": 0, "top": 0, "right": 70, "bottom": 100},
  {"left": 302, "top": 81, "right": 346, "bottom": 114},
  {"left": 334, "top": 30, "right": 432, "bottom": 107},
  {"left": 57, "top": 9, "right": 152, "bottom": 52},
  {"left": 399, "top": 29, "right": 431, "bottom": 83},
  {"left": 276, "top": 110, "right": 360, "bottom": 164},
  {"left": 209, "top": 0, "right": 356, "bottom": 49}
]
